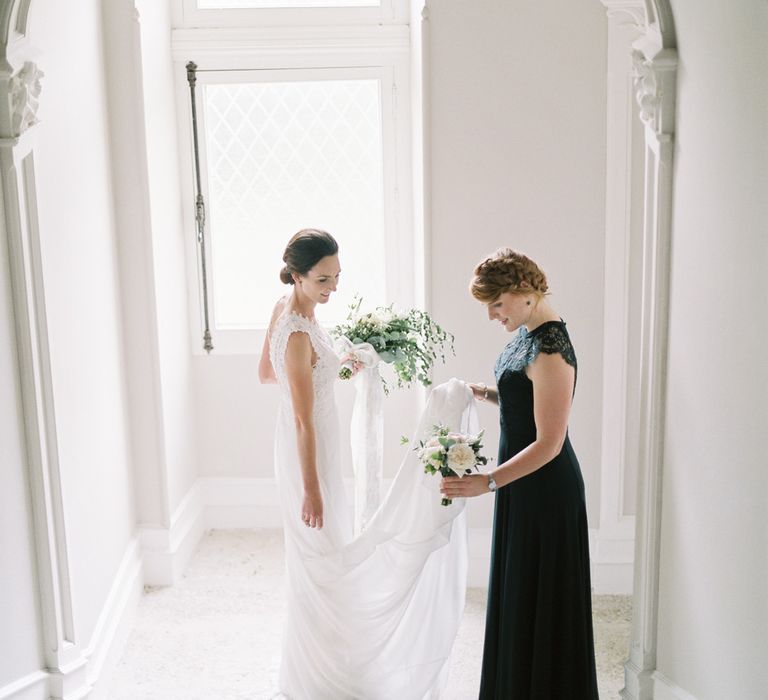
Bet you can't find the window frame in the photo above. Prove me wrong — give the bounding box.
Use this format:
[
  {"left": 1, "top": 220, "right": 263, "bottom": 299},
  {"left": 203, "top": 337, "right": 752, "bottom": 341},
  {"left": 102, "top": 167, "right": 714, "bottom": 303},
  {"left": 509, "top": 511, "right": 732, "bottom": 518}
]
[
  {"left": 177, "top": 0, "right": 410, "bottom": 29},
  {"left": 172, "top": 25, "right": 414, "bottom": 355}
]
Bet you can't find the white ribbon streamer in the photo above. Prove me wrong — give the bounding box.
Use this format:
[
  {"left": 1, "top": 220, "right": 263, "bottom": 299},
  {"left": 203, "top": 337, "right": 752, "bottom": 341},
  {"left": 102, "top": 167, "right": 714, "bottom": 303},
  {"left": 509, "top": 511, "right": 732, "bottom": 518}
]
[{"left": 335, "top": 337, "right": 385, "bottom": 534}]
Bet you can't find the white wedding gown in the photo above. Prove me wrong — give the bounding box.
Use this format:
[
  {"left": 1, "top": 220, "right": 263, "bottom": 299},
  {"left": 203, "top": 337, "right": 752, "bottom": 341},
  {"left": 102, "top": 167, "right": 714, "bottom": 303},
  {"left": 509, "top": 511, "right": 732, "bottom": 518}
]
[{"left": 269, "top": 311, "right": 476, "bottom": 700}]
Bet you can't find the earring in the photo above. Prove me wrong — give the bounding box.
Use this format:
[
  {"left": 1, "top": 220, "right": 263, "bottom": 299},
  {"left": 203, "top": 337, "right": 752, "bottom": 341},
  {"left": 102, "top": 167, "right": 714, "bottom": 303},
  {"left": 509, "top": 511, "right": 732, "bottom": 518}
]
[{"left": 526, "top": 300, "right": 531, "bottom": 306}]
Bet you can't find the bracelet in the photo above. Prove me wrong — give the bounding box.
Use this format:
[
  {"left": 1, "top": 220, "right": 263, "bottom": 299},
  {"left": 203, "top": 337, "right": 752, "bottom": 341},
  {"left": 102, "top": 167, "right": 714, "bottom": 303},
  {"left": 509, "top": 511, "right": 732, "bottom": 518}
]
[{"left": 477, "top": 382, "right": 489, "bottom": 402}]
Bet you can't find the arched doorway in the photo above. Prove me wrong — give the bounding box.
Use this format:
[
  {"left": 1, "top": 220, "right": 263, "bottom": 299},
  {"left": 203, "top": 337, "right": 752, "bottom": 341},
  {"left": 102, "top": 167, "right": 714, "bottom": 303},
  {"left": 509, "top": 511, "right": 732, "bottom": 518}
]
[{"left": 597, "top": 2, "right": 677, "bottom": 698}]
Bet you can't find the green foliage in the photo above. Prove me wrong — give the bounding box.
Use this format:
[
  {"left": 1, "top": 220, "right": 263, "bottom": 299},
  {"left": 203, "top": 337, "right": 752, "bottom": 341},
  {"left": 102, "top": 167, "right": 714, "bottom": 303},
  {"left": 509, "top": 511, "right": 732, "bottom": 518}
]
[{"left": 332, "top": 296, "right": 455, "bottom": 394}]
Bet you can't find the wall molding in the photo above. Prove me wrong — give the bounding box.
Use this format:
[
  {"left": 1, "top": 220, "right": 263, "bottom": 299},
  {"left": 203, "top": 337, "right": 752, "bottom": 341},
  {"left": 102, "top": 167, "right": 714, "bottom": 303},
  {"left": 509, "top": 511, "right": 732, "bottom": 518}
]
[
  {"left": 0, "top": 126, "right": 85, "bottom": 680},
  {"left": 141, "top": 480, "right": 206, "bottom": 586},
  {"left": 651, "top": 673, "right": 699, "bottom": 700},
  {"left": 619, "top": 3, "right": 677, "bottom": 699},
  {"left": 170, "top": 24, "right": 410, "bottom": 62}
]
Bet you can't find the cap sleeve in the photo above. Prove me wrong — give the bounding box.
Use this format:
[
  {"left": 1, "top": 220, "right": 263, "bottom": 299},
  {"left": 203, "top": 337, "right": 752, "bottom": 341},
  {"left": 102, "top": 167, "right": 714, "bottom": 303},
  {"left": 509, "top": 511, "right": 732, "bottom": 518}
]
[{"left": 532, "top": 323, "right": 577, "bottom": 371}]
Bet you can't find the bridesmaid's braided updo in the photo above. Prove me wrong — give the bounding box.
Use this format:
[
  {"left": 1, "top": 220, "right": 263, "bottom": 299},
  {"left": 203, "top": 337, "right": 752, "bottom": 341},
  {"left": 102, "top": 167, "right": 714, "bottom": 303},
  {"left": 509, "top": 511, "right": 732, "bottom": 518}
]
[
  {"left": 280, "top": 229, "right": 338, "bottom": 285},
  {"left": 470, "top": 248, "right": 549, "bottom": 303}
]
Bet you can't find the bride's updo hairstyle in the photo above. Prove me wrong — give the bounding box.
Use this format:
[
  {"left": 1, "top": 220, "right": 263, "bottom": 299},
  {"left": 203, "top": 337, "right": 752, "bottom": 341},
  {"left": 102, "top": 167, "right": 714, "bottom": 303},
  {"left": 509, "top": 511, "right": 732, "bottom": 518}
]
[
  {"left": 470, "top": 248, "right": 549, "bottom": 303},
  {"left": 280, "top": 229, "right": 338, "bottom": 285}
]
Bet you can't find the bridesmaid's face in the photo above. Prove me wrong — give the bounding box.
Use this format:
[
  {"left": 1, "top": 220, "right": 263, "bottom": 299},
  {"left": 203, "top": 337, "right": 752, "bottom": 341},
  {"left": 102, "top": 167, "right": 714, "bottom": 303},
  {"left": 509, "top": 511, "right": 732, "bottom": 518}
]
[
  {"left": 298, "top": 254, "right": 341, "bottom": 304},
  {"left": 486, "top": 291, "right": 531, "bottom": 332}
]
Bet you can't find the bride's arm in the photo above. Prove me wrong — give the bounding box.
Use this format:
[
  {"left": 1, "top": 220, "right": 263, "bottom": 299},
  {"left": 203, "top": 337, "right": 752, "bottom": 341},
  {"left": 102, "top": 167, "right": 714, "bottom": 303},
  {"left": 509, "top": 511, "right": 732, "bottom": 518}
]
[{"left": 284, "top": 331, "right": 324, "bottom": 529}]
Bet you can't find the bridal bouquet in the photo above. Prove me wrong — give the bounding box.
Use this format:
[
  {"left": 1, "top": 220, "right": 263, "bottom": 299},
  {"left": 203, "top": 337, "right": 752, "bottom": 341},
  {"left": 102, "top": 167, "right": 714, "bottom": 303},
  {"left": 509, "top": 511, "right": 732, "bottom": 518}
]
[
  {"left": 332, "top": 297, "right": 454, "bottom": 393},
  {"left": 415, "top": 425, "right": 488, "bottom": 506}
]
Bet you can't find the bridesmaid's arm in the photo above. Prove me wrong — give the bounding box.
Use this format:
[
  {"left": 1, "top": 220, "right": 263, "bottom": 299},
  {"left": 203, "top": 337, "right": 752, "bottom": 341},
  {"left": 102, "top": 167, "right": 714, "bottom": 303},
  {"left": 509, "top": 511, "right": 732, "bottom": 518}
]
[
  {"left": 469, "top": 382, "right": 499, "bottom": 406},
  {"left": 442, "top": 353, "right": 575, "bottom": 498},
  {"left": 284, "top": 332, "right": 324, "bottom": 529}
]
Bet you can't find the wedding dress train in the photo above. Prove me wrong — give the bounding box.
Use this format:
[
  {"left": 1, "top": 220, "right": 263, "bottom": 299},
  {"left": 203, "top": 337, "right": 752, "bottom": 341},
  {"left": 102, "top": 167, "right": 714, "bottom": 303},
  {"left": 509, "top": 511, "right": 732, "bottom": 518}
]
[{"left": 269, "top": 312, "right": 477, "bottom": 700}]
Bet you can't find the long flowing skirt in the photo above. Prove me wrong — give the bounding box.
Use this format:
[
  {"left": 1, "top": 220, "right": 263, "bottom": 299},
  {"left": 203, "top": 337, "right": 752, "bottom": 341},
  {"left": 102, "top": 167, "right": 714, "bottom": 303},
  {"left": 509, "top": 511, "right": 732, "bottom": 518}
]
[{"left": 274, "top": 379, "right": 476, "bottom": 700}]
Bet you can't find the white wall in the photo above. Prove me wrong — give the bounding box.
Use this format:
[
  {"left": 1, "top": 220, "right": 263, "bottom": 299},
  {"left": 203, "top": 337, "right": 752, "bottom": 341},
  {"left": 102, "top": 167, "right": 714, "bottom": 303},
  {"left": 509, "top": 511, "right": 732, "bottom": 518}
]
[
  {"left": 101, "top": 0, "right": 199, "bottom": 529},
  {"left": 26, "top": 0, "right": 136, "bottom": 657},
  {"left": 136, "top": 0, "right": 199, "bottom": 516},
  {"left": 656, "top": 1, "right": 768, "bottom": 697},
  {"left": 426, "top": 0, "right": 608, "bottom": 527}
]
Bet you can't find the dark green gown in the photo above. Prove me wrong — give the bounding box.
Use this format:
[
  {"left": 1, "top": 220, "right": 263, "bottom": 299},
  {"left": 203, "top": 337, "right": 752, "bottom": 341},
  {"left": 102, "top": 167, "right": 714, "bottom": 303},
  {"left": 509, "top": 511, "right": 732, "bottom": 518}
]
[{"left": 478, "top": 320, "right": 599, "bottom": 699}]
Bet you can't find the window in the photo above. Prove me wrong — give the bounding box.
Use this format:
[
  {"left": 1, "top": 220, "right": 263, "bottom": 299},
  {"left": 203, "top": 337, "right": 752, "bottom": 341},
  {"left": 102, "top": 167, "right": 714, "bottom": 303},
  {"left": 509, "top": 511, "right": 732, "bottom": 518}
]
[
  {"left": 174, "top": 4, "right": 414, "bottom": 353},
  {"left": 201, "top": 72, "right": 387, "bottom": 330}
]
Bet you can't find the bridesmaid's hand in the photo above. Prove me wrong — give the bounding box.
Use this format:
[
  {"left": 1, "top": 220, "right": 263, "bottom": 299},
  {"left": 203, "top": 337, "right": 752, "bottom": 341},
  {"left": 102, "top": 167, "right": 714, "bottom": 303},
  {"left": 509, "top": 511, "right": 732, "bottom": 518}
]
[
  {"left": 301, "top": 488, "right": 324, "bottom": 529},
  {"left": 440, "top": 474, "right": 490, "bottom": 499},
  {"left": 468, "top": 382, "right": 498, "bottom": 405},
  {"left": 468, "top": 383, "right": 487, "bottom": 401}
]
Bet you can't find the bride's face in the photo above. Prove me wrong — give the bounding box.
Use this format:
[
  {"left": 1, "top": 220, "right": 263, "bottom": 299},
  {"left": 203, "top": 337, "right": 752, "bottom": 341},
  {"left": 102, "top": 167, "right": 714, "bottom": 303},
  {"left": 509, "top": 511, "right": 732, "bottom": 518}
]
[
  {"left": 486, "top": 291, "right": 532, "bottom": 332},
  {"left": 297, "top": 254, "right": 341, "bottom": 304}
]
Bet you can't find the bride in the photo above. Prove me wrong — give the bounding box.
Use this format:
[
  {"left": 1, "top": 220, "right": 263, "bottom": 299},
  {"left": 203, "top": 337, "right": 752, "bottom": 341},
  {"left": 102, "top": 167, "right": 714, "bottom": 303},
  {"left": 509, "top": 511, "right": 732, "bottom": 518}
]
[{"left": 258, "top": 229, "right": 475, "bottom": 699}]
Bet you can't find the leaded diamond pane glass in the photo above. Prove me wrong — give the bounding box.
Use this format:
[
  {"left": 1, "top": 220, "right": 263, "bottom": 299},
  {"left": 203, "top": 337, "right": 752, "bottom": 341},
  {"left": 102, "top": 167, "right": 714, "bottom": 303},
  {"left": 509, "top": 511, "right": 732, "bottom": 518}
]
[{"left": 203, "top": 79, "right": 386, "bottom": 329}]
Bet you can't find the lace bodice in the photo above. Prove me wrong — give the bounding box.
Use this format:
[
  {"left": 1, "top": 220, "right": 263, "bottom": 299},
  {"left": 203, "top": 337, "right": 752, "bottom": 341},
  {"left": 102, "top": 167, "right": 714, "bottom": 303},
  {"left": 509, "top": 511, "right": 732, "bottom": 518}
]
[
  {"left": 494, "top": 320, "right": 577, "bottom": 382},
  {"left": 269, "top": 312, "right": 340, "bottom": 418},
  {"left": 493, "top": 320, "right": 577, "bottom": 439}
]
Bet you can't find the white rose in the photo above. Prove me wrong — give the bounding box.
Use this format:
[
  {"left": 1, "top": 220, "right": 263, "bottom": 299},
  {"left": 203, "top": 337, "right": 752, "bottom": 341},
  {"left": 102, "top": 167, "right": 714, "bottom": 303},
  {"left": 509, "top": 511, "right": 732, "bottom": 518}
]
[
  {"left": 368, "top": 307, "right": 395, "bottom": 330},
  {"left": 446, "top": 442, "right": 476, "bottom": 476},
  {"left": 420, "top": 444, "right": 444, "bottom": 462}
]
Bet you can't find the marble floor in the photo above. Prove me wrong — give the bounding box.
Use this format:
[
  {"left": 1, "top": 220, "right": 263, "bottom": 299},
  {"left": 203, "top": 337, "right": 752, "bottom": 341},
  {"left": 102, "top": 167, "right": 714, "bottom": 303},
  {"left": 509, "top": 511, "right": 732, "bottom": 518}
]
[{"left": 106, "top": 530, "right": 632, "bottom": 699}]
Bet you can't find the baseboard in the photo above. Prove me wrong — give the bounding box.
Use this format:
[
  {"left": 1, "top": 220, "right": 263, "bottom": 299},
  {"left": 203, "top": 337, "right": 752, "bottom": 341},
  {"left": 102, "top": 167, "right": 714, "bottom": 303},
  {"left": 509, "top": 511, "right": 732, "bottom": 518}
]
[
  {"left": 81, "top": 537, "right": 144, "bottom": 700},
  {"left": 201, "top": 476, "right": 283, "bottom": 529},
  {"left": 0, "top": 537, "right": 144, "bottom": 700},
  {"left": 141, "top": 481, "right": 206, "bottom": 586},
  {"left": 589, "top": 525, "right": 635, "bottom": 594},
  {"left": 652, "top": 672, "right": 699, "bottom": 700},
  {"left": 0, "top": 671, "right": 48, "bottom": 700}
]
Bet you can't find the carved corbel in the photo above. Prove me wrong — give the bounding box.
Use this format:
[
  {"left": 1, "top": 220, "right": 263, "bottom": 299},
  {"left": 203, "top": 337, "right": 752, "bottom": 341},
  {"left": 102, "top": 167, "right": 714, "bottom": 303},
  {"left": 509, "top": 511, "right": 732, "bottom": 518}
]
[
  {"left": 9, "top": 60, "right": 43, "bottom": 136},
  {"left": 632, "top": 49, "right": 662, "bottom": 128}
]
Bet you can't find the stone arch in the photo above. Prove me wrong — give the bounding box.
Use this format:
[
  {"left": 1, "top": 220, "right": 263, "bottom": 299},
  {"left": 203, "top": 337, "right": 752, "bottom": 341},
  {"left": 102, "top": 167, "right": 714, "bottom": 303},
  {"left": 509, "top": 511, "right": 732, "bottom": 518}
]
[{"left": 0, "top": 0, "right": 32, "bottom": 54}]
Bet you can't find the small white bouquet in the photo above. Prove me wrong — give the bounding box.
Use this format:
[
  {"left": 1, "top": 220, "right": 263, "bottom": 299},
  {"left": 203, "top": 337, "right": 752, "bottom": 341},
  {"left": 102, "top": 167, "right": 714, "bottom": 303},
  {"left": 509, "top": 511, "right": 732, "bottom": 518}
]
[
  {"left": 413, "top": 425, "right": 489, "bottom": 506},
  {"left": 332, "top": 297, "right": 454, "bottom": 394}
]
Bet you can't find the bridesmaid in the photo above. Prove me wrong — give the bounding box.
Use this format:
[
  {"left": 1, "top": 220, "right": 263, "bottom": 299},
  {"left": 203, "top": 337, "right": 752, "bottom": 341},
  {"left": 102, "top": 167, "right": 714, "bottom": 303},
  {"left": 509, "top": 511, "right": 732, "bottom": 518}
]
[{"left": 441, "top": 248, "right": 599, "bottom": 699}]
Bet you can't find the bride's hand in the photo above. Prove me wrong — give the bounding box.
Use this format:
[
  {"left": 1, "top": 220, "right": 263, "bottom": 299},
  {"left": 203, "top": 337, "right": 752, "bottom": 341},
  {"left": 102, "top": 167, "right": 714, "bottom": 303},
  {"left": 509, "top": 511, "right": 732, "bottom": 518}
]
[
  {"left": 301, "top": 488, "right": 324, "bottom": 529},
  {"left": 339, "top": 352, "right": 365, "bottom": 377},
  {"left": 440, "top": 474, "right": 490, "bottom": 499}
]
